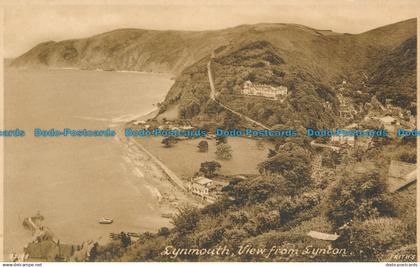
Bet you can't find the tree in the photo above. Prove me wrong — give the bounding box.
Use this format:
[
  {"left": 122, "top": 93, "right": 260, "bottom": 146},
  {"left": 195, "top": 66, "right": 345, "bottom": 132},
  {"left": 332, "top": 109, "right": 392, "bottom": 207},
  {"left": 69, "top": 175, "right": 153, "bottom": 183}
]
[
  {"left": 215, "top": 135, "right": 227, "bottom": 145},
  {"left": 199, "top": 161, "right": 221, "bottom": 177},
  {"left": 223, "top": 112, "right": 241, "bottom": 129},
  {"left": 258, "top": 145, "right": 311, "bottom": 195},
  {"left": 216, "top": 143, "right": 232, "bottom": 160},
  {"left": 325, "top": 168, "right": 394, "bottom": 228},
  {"left": 203, "top": 99, "right": 221, "bottom": 115},
  {"left": 197, "top": 140, "right": 209, "bottom": 152},
  {"left": 321, "top": 149, "right": 342, "bottom": 168},
  {"left": 157, "top": 227, "right": 170, "bottom": 237},
  {"left": 223, "top": 175, "right": 285, "bottom": 206},
  {"left": 120, "top": 232, "right": 131, "bottom": 248},
  {"left": 88, "top": 242, "right": 99, "bottom": 262},
  {"left": 179, "top": 101, "right": 201, "bottom": 119},
  {"left": 172, "top": 206, "right": 200, "bottom": 235},
  {"left": 162, "top": 136, "right": 176, "bottom": 147},
  {"left": 267, "top": 148, "right": 277, "bottom": 158}
]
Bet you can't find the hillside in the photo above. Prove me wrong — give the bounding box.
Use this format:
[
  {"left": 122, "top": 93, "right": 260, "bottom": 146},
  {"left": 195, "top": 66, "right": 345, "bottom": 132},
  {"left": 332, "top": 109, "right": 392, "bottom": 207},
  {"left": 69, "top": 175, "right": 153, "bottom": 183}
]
[
  {"left": 10, "top": 20, "right": 416, "bottom": 128},
  {"left": 159, "top": 19, "right": 416, "bottom": 129},
  {"left": 10, "top": 29, "right": 227, "bottom": 74},
  {"left": 365, "top": 36, "right": 417, "bottom": 110},
  {"left": 90, "top": 143, "right": 417, "bottom": 262},
  {"left": 10, "top": 19, "right": 416, "bottom": 77}
]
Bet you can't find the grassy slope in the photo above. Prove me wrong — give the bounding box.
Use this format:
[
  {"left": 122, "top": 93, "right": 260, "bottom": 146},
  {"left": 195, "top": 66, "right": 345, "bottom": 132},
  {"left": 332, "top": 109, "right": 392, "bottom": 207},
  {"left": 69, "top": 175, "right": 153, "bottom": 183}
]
[{"left": 138, "top": 137, "right": 271, "bottom": 179}]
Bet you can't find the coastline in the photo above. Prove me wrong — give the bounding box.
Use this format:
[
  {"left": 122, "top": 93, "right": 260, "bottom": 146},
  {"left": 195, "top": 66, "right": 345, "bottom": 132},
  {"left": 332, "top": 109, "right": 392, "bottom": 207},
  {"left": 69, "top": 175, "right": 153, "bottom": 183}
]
[
  {"left": 47, "top": 66, "right": 172, "bottom": 76},
  {"left": 114, "top": 108, "right": 159, "bottom": 124},
  {"left": 116, "top": 125, "right": 189, "bottom": 205},
  {"left": 6, "top": 64, "right": 172, "bottom": 77},
  {"left": 114, "top": 107, "right": 193, "bottom": 211},
  {"left": 17, "top": 108, "right": 186, "bottom": 261},
  {"left": 10, "top": 71, "right": 175, "bottom": 261}
]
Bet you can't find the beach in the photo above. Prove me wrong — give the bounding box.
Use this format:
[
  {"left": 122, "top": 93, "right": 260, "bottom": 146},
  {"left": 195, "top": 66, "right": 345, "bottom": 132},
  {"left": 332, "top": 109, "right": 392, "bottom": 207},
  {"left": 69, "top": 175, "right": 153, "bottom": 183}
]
[{"left": 115, "top": 124, "right": 192, "bottom": 217}]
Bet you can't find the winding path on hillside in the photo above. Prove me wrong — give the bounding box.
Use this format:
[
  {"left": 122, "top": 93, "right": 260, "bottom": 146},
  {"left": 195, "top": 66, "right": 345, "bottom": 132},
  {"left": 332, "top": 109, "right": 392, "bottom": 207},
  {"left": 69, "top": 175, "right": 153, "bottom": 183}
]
[{"left": 207, "top": 60, "right": 271, "bottom": 130}]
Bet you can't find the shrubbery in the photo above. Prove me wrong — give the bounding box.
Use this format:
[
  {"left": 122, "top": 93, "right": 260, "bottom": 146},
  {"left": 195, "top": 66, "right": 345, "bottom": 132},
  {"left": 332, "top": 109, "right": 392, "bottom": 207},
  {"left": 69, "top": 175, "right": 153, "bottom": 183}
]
[
  {"left": 339, "top": 218, "right": 408, "bottom": 261},
  {"left": 258, "top": 145, "right": 312, "bottom": 195},
  {"left": 324, "top": 169, "right": 394, "bottom": 228}
]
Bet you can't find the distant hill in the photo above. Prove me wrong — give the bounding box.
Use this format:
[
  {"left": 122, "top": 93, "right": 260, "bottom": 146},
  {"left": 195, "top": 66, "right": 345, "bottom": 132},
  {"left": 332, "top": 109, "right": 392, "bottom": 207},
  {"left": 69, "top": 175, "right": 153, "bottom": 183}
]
[
  {"left": 10, "top": 29, "right": 229, "bottom": 74},
  {"left": 158, "top": 19, "right": 416, "bottom": 128},
  {"left": 365, "top": 36, "right": 416, "bottom": 109},
  {"left": 11, "top": 19, "right": 417, "bottom": 127},
  {"left": 10, "top": 19, "right": 416, "bottom": 76}
]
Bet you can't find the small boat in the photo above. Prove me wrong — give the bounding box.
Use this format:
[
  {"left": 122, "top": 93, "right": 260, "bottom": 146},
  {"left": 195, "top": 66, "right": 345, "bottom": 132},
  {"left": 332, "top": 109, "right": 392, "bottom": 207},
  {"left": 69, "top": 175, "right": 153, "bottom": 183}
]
[{"left": 98, "top": 217, "right": 113, "bottom": 224}]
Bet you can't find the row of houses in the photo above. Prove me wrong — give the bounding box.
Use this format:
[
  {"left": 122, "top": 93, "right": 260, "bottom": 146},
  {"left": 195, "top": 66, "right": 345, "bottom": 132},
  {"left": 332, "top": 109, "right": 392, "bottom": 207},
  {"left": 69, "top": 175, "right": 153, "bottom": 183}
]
[
  {"left": 329, "top": 109, "right": 417, "bottom": 148},
  {"left": 384, "top": 99, "right": 416, "bottom": 122},
  {"left": 242, "top": 80, "right": 288, "bottom": 100},
  {"left": 133, "top": 120, "right": 195, "bottom": 132}
]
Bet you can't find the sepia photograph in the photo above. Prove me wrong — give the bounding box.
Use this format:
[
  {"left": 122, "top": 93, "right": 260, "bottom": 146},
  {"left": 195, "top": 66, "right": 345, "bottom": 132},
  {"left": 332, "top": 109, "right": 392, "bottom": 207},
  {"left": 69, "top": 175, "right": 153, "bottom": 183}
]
[{"left": 0, "top": 0, "right": 418, "bottom": 264}]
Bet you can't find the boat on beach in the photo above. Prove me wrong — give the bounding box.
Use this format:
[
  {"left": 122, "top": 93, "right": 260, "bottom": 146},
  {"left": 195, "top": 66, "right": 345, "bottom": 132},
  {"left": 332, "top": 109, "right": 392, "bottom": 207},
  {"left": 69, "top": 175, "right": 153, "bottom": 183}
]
[{"left": 98, "top": 217, "right": 114, "bottom": 224}]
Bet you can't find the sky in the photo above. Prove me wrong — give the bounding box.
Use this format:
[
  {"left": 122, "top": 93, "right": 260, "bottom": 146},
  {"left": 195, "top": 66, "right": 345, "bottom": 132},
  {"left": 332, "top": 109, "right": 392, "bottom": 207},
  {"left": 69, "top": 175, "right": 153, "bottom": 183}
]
[{"left": 3, "top": 0, "right": 419, "bottom": 58}]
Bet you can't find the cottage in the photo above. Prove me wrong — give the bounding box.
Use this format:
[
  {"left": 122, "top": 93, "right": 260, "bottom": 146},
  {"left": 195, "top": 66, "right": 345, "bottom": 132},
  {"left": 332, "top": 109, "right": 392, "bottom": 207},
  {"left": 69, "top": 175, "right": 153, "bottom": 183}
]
[
  {"left": 380, "top": 115, "right": 397, "bottom": 124},
  {"left": 180, "top": 126, "right": 194, "bottom": 130},
  {"left": 379, "top": 116, "right": 399, "bottom": 133},
  {"left": 188, "top": 176, "right": 213, "bottom": 198},
  {"left": 24, "top": 237, "right": 75, "bottom": 261},
  {"left": 242, "top": 80, "right": 287, "bottom": 100},
  {"left": 133, "top": 120, "right": 146, "bottom": 126}
]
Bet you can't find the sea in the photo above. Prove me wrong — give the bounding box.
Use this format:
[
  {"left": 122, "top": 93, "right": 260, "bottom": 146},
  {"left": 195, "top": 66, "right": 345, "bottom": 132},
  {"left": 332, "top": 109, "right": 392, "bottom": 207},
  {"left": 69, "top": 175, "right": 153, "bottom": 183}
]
[{"left": 3, "top": 67, "right": 174, "bottom": 255}]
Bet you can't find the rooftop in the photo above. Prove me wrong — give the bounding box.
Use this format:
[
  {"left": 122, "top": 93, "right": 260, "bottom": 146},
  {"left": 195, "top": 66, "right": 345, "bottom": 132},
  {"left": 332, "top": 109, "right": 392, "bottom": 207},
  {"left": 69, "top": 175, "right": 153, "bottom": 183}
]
[
  {"left": 307, "top": 231, "right": 339, "bottom": 241},
  {"left": 388, "top": 160, "right": 416, "bottom": 179},
  {"left": 193, "top": 176, "right": 213, "bottom": 185},
  {"left": 390, "top": 168, "right": 417, "bottom": 192},
  {"left": 380, "top": 116, "right": 397, "bottom": 124}
]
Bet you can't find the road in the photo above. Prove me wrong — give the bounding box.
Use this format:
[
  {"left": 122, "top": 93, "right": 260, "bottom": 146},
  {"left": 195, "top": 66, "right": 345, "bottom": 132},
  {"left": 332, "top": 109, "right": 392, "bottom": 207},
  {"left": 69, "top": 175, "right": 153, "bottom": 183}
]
[
  {"left": 207, "top": 60, "right": 271, "bottom": 130},
  {"left": 207, "top": 61, "right": 216, "bottom": 100}
]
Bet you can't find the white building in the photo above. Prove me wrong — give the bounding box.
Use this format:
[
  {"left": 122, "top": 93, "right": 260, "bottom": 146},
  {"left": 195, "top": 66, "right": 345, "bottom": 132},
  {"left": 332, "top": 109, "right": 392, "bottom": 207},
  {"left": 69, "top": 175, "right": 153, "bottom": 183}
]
[
  {"left": 379, "top": 115, "right": 399, "bottom": 133},
  {"left": 242, "top": 80, "right": 287, "bottom": 100},
  {"left": 188, "top": 176, "right": 213, "bottom": 198}
]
